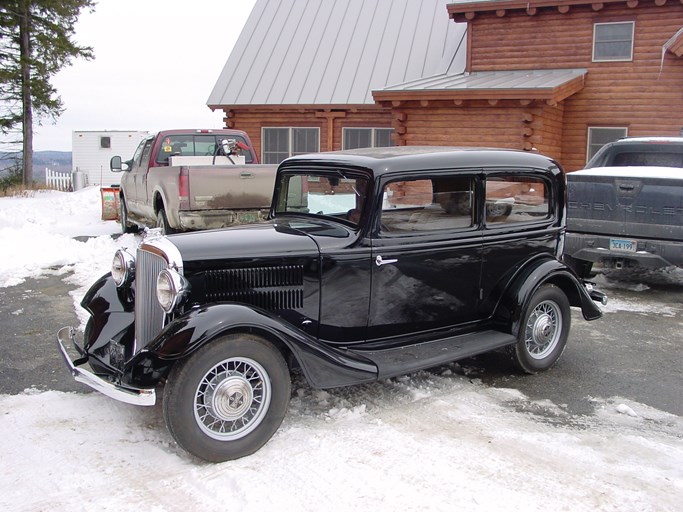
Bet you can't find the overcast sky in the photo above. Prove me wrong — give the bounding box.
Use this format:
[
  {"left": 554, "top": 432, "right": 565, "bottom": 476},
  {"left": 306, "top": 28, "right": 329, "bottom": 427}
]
[{"left": 27, "top": 0, "right": 257, "bottom": 152}]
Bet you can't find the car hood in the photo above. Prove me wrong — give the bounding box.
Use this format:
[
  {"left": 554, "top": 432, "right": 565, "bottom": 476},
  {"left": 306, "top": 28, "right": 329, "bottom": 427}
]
[{"left": 163, "top": 220, "right": 320, "bottom": 268}]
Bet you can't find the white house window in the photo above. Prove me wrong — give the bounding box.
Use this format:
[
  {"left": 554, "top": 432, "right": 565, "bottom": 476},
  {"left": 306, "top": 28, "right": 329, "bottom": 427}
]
[
  {"left": 262, "top": 127, "right": 320, "bottom": 164},
  {"left": 593, "top": 22, "right": 635, "bottom": 62},
  {"left": 100, "top": 136, "right": 111, "bottom": 149},
  {"left": 343, "top": 128, "right": 394, "bottom": 150},
  {"left": 587, "top": 127, "right": 628, "bottom": 162}
]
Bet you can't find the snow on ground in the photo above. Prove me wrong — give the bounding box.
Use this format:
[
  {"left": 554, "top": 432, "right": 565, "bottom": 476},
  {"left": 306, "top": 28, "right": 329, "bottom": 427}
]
[{"left": 0, "top": 187, "right": 682, "bottom": 511}]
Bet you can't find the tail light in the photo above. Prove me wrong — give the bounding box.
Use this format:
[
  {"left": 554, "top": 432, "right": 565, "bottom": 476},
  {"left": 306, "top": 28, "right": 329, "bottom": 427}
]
[{"left": 179, "top": 168, "right": 189, "bottom": 210}]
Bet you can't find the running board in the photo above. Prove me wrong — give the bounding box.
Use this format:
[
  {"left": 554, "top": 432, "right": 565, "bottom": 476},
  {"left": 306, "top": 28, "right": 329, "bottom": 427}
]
[{"left": 353, "top": 330, "right": 516, "bottom": 379}]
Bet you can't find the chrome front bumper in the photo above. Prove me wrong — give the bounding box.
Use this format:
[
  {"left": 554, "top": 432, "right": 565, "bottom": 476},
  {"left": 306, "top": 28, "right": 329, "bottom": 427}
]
[{"left": 57, "top": 326, "right": 156, "bottom": 406}]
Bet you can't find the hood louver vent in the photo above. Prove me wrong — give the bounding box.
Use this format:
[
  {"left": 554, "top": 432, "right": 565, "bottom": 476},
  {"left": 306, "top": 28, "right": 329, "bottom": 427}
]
[{"left": 205, "top": 265, "right": 305, "bottom": 310}]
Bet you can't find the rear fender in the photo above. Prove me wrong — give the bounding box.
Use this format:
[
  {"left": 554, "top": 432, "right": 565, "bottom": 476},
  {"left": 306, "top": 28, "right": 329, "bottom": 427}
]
[
  {"left": 143, "top": 303, "right": 378, "bottom": 389},
  {"left": 494, "top": 257, "right": 602, "bottom": 337}
]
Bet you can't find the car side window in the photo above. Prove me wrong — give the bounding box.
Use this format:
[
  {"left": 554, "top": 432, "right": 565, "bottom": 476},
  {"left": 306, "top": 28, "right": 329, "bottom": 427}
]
[
  {"left": 380, "top": 176, "right": 474, "bottom": 233},
  {"left": 485, "top": 175, "right": 550, "bottom": 224},
  {"left": 137, "top": 140, "right": 154, "bottom": 169}
]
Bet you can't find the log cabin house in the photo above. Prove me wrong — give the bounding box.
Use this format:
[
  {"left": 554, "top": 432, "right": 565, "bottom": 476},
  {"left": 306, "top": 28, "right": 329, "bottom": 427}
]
[{"left": 209, "top": 0, "right": 683, "bottom": 171}]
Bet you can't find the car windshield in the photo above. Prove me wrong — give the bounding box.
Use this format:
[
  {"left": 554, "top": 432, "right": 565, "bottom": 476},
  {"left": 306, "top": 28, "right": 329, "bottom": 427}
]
[{"left": 274, "top": 171, "right": 369, "bottom": 226}]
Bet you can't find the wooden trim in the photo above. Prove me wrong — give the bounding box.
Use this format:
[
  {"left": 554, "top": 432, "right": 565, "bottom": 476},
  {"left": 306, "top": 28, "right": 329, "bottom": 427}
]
[
  {"left": 448, "top": 0, "right": 656, "bottom": 20},
  {"left": 372, "top": 74, "right": 585, "bottom": 104},
  {"left": 667, "top": 30, "right": 683, "bottom": 57}
]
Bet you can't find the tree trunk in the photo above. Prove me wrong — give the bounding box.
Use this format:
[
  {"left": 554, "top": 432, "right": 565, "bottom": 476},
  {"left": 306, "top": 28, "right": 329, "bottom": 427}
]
[{"left": 19, "top": 0, "right": 33, "bottom": 186}]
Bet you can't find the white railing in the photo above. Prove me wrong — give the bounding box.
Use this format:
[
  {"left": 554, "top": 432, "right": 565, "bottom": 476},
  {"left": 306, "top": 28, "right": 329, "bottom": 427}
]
[{"left": 45, "top": 167, "right": 72, "bottom": 191}]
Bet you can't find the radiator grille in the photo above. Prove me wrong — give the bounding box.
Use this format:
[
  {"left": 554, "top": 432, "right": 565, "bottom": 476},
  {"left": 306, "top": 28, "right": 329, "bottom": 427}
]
[
  {"left": 205, "top": 265, "right": 304, "bottom": 310},
  {"left": 134, "top": 247, "right": 168, "bottom": 351}
]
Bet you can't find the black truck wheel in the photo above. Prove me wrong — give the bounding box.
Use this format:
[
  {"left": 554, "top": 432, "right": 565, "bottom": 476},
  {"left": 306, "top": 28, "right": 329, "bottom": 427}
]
[
  {"left": 510, "top": 284, "right": 570, "bottom": 374},
  {"left": 162, "top": 334, "right": 291, "bottom": 462},
  {"left": 155, "top": 208, "right": 176, "bottom": 235},
  {"left": 119, "top": 197, "right": 138, "bottom": 234}
]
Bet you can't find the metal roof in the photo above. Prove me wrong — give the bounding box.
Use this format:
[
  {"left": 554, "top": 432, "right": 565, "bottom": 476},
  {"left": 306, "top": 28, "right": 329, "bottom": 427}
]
[
  {"left": 374, "top": 68, "right": 587, "bottom": 102},
  {"left": 207, "top": 0, "right": 467, "bottom": 107}
]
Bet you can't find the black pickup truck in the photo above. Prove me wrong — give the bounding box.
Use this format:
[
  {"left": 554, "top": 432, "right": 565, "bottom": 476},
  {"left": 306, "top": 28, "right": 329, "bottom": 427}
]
[{"left": 564, "top": 137, "right": 683, "bottom": 277}]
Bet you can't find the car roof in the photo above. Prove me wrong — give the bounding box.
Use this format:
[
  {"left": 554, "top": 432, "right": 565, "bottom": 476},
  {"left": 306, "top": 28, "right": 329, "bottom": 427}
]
[
  {"left": 610, "top": 136, "right": 683, "bottom": 146},
  {"left": 280, "top": 146, "right": 560, "bottom": 177}
]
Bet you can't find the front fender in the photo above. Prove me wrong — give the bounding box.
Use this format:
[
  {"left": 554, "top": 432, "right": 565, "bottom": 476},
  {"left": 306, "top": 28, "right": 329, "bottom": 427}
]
[
  {"left": 81, "top": 274, "right": 135, "bottom": 354},
  {"left": 144, "top": 303, "right": 378, "bottom": 389},
  {"left": 495, "top": 256, "right": 602, "bottom": 337}
]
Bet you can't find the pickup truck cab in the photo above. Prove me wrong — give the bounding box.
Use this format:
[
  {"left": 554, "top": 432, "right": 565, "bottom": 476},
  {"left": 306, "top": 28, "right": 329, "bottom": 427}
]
[
  {"left": 111, "top": 129, "right": 276, "bottom": 234},
  {"left": 59, "top": 147, "right": 605, "bottom": 462},
  {"left": 565, "top": 137, "right": 683, "bottom": 277}
]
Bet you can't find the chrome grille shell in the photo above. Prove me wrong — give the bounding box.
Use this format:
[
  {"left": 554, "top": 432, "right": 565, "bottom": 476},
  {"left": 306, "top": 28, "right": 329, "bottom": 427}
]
[{"left": 134, "top": 237, "right": 184, "bottom": 353}]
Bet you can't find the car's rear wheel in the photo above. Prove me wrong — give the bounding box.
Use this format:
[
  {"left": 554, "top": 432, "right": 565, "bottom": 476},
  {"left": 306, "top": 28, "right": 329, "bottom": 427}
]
[
  {"left": 162, "top": 334, "right": 290, "bottom": 462},
  {"left": 510, "top": 284, "right": 570, "bottom": 374}
]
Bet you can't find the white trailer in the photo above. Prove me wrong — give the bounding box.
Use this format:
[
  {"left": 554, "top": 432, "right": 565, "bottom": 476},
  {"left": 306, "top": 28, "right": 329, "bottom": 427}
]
[{"left": 72, "top": 130, "right": 148, "bottom": 186}]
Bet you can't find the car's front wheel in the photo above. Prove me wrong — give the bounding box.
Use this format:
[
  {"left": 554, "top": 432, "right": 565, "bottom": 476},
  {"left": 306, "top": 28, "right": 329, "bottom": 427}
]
[
  {"left": 162, "top": 334, "right": 291, "bottom": 462},
  {"left": 156, "top": 207, "right": 176, "bottom": 235},
  {"left": 119, "top": 197, "right": 138, "bottom": 234},
  {"left": 510, "top": 284, "right": 570, "bottom": 374}
]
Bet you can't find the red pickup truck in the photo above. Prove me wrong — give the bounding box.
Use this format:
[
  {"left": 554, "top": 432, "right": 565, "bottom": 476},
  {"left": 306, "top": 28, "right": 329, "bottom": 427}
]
[{"left": 110, "top": 129, "right": 278, "bottom": 234}]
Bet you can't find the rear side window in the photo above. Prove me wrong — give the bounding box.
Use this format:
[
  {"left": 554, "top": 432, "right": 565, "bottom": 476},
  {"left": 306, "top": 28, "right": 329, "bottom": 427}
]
[
  {"left": 485, "top": 176, "right": 550, "bottom": 225},
  {"left": 380, "top": 176, "right": 474, "bottom": 233},
  {"left": 155, "top": 135, "right": 254, "bottom": 164},
  {"left": 612, "top": 151, "right": 683, "bottom": 168}
]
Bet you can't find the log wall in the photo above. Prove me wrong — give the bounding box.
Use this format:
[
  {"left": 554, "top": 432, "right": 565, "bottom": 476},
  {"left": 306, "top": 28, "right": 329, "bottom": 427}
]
[{"left": 467, "top": 2, "right": 683, "bottom": 170}]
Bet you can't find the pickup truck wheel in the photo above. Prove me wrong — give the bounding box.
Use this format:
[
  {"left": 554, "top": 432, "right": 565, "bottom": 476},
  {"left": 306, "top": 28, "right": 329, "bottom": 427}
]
[
  {"left": 119, "top": 198, "right": 138, "bottom": 234},
  {"left": 510, "top": 284, "right": 570, "bottom": 374},
  {"left": 156, "top": 208, "right": 177, "bottom": 235},
  {"left": 162, "top": 334, "right": 291, "bottom": 462}
]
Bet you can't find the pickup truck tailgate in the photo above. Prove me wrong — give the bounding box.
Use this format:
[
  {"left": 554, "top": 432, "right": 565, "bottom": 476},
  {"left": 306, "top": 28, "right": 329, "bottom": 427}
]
[
  {"left": 186, "top": 164, "right": 276, "bottom": 211},
  {"left": 567, "top": 167, "right": 683, "bottom": 241}
]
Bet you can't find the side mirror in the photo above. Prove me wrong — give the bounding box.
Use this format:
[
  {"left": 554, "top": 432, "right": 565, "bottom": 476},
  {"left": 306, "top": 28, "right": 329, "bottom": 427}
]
[{"left": 110, "top": 156, "right": 122, "bottom": 172}]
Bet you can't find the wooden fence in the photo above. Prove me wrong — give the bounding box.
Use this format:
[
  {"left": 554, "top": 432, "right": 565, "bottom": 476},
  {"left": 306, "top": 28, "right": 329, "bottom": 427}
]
[{"left": 45, "top": 168, "right": 72, "bottom": 191}]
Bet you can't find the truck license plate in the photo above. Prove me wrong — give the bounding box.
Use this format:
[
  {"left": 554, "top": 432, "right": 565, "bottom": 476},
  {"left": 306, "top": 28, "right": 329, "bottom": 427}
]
[{"left": 610, "top": 238, "right": 637, "bottom": 253}]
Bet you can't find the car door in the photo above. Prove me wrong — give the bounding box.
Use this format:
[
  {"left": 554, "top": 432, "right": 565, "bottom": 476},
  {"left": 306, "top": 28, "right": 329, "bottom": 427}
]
[
  {"left": 478, "top": 170, "right": 558, "bottom": 316},
  {"left": 134, "top": 139, "right": 155, "bottom": 210},
  {"left": 120, "top": 138, "right": 148, "bottom": 213},
  {"left": 367, "top": 173, "right": 483, "bottom": 341}
]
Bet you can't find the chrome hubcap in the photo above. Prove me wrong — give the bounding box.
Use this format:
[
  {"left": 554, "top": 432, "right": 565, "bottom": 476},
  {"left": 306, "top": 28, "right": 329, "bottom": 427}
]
[
  {"left": 525, "top": 301, "right": 561, "bottom": 359},
  {"left": 194, "top": 357, "right": 271, "bottom": 441}
]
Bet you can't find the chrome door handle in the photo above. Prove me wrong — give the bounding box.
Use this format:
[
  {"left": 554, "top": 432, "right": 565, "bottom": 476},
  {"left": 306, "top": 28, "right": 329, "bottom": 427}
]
[{"left": 375, "top": 255, "right": 398, "bottom": 267}]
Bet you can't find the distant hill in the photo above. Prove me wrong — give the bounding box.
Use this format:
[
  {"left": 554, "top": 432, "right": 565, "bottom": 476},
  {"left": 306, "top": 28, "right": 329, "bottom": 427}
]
[
  {"left": 0, "top": 151, "right": 72, "bottom": 181},
  {"left": 1, "top": 151, "right": 72, "bottom": 169}
]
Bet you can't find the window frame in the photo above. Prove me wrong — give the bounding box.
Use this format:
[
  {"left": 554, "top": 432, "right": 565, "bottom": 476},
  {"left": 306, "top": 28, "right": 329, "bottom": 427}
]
[
  {"left": 342, "top": 127, "right": 395, "bottom": 150},
  {"left": 377, "top": 173, "right": 477, "bottom": 237},
  {"left": 261, "top": 127, "right": 320, "bottom": 164},
  {"left": 483, "top": 173, "right": 553, "bottom": 229},
  {"left": 592, "top": 21, "right": 635, "bottom": 62},
  {"left": 586, "top": 126, "right": 628, "bottom": 163}
]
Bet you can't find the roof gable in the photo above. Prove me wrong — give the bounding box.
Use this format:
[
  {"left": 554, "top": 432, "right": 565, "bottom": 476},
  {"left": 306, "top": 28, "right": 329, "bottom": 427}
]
[{"left": 208, "top": 0, "right": 467, "bottom": 108}]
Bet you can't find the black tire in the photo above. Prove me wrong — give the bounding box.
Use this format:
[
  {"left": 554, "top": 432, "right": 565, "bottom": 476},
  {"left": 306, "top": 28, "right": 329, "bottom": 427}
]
[
  {"left": 162, "top": 334, "right": 291, "bottom": 462},
  {"left": 119, "top": 197, "right": 138, "bottom": 234},
  {"left": 156, "top": 208, "right": 176, "bottom": 235},
  {"left": 510, "top": 284, "right": 570, "bottom": 374}
]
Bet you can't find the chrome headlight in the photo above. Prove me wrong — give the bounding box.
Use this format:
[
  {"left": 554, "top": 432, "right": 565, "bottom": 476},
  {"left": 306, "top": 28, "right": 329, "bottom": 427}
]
[
  {"left": 156, "top": 268, "right": 190, "bottom": 313},
  {"left": 111, "top": 250, "right": 135, "bottom": 287}
]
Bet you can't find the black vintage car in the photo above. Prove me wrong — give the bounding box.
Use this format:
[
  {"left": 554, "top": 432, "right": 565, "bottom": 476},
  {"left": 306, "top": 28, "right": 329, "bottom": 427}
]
[{"left": 58, "top": 147, "right": 605, "bottom": 462}]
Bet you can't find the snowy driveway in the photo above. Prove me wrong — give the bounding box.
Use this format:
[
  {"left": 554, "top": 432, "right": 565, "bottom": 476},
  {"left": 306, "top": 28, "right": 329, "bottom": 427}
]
[{"left": 0, "top": 188, "right": 681, "bottom": 511}]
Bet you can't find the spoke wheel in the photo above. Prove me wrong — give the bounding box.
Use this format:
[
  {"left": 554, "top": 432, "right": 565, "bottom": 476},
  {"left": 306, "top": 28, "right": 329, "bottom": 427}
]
[
  {"left": 194, "top": 357, "right": 271, "bottom": 441},
  {"left": 524, "top": 300, "right": 562, "bottom": 359},
  {"left": 511, "top": 284, "right": 570, "bottom": 374},
  {"left": 163, "top": 334, "right": 290, "bottom": 462}
]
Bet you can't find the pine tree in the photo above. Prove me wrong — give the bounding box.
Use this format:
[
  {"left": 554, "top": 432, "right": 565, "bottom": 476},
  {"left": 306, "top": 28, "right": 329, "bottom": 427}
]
[{"left": 0, "top": 0, "right": 94, "bottom": 185}]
